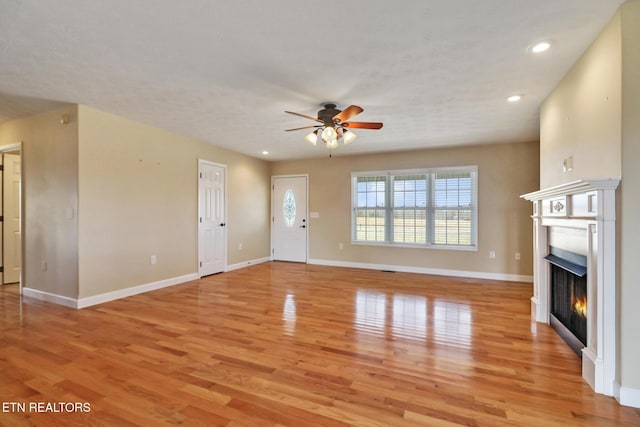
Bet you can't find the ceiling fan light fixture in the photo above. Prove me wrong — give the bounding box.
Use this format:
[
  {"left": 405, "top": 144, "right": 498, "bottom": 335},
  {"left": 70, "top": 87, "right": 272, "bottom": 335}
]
[
  {"left": 285, "top": 104, "right": 382, "bottom": 152},
  {"left": 343, "top": 130, "right": 358, "bottom": 144},
  {"left": 305, "top": 130, "right": 318, "bottom": 146},
  {"left": 320, "top": 126, "right": 338, "bottom": 146},
  {"left": 325, "top": 138, "right": 339, "bottom": 149},
  {"left": 321, "top": 126, "right": 338, "bottom": 143}
]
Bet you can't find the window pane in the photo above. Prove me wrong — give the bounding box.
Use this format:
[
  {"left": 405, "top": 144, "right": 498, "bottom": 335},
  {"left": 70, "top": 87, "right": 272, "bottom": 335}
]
[
  {"left": 434, "top": 208, "right": 472, "bottom": 245},
  {"left": 356, "top": 176, "right": 386, "bottom": 208},
  {"left": 393, "top": 175, "right": 426, "bottom": 207},
  {"left": 355, "top": 208, "right": 386, "bottom": 241},
  {"left": 393, "top": 208, "right": 427, "bottom": 243},
  {"left": 355, "top": 176, "right": 387, "bottom": 241},
  {"left": 434, "top": 172, "right": 472, "bottom": 207},
  {"left": 392, "top": 175, "right": 427, "bottom": 244}
]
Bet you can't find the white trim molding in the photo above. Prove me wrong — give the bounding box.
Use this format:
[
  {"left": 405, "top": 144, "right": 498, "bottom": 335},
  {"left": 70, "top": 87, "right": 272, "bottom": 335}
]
[
  {"left": 226, "top": 256, "right": 271, "bottom": 272},
  {"left": 77, "top": 273, "right": 199, "bottom": 308},
  {"left": 23, "top": 273, "right": 199, "bottom": 309},
  {"left": 616, "top": 383, "right": 640, "bottom": 408},
  {"left": 308, "top": 258, "right": 532, "bottom": 283},
  {"left": 21, "top": 288, "right": 78, "bottom": 308},
  {"left": 521, "top": 178, "right": 621, "bottom": 201}
]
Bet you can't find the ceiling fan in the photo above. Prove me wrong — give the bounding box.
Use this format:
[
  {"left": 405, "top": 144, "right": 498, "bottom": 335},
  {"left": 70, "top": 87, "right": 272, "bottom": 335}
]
[{"left": 285, "top": 103, "right": 383, "bottom": 149}]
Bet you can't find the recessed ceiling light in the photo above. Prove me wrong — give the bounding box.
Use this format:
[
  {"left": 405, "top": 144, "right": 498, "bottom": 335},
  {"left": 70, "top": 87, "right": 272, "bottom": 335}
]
[
  {"left": 507, "top": 95, "right": 522, "bottom": 103},
  {"left": 262, "top": 150, "right": 269, "bottom": 155},
  {"left": 531, "top": 41, "right": 551, "bottom": 53}
]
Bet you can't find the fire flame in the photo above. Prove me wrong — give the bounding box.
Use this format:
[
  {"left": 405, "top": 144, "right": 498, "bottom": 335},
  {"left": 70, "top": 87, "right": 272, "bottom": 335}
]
[{"left": 573, "top": 297, "right": 587, "bottom": 317}]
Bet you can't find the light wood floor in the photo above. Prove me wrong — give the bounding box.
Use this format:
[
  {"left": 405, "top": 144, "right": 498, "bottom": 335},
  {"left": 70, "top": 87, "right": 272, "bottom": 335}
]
[{"left": 1, "top": 262, "right": 639, "bottom": 426}]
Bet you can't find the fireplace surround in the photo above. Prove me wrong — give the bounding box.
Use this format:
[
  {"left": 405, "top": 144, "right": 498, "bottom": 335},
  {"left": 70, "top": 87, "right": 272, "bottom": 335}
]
[{"left": 522, "top": 179, "right": 620, "bottom": 397}]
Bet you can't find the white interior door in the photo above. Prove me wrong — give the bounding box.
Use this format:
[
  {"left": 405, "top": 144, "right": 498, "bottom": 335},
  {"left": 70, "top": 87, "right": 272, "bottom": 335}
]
[
  {"left": 272, "top": 175, "right": 308, "bottom": 262},
  {"left": 3, "top": 153, "right": 21, "bottom": 284},
  {"left": 198, "top": 161, "right": 226, "bottom": 276}
]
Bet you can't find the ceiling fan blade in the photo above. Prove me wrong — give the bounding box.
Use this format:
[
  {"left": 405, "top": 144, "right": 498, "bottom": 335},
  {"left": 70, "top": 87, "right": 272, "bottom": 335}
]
[
  {"left": 332, "top": 105, "right": 363, "bottom": 123},
  {"left": 342, "top": 121, "right": 384, "bottom": 130},
  {"left": 285, "top": 111, "right": 324, "bottom": 123},
  {"left": 285, "top": 125, "right": 322, "bottom": 132}
]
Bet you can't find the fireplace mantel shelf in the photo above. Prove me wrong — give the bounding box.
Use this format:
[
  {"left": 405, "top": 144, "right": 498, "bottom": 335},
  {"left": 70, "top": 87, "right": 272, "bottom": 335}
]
[{"left": 521, "top": 178, "right": 620, "bottom": 201}]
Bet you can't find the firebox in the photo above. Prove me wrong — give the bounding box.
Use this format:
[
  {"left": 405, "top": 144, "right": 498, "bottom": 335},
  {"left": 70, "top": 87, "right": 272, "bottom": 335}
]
[{"left": 545, "top": 246, "right": 587, "bottom": 356}]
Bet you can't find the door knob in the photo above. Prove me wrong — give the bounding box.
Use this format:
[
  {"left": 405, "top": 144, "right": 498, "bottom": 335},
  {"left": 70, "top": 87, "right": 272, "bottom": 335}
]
[
  {"left": 220, "top": 223, "right": 226, "bottom": 227},
  {"left": 300, "top": 225, "right": 306, "bottom": 228}
]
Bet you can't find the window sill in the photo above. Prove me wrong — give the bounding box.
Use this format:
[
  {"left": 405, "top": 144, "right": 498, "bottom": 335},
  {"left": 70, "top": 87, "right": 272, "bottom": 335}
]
[{"left": 350, "top": 241, "right": 478, "bottom": 252}]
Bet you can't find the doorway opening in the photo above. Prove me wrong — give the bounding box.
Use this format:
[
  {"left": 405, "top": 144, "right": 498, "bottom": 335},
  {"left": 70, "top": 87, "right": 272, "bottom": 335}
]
[{"left": 0, "top": 142, "right": 23, "bottom": 298}]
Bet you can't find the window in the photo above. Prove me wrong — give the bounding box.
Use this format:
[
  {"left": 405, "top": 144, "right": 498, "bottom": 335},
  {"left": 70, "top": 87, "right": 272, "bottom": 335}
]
[{"left": 352, "top": 166, "right": 477, "bottom": 249}]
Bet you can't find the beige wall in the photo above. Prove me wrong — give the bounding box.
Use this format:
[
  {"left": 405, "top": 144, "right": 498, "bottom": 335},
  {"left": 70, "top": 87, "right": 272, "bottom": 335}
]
[
  {"left": 539, "top": 11, "right": 622, "bottom": 188},
  {"left": 77, "top": 105, "right": 270, "bottom": 298},
  {"left": 227, "top": 159, "right": 271, "bottom": 263},
  {"left": 271, "top": 141, "right": 539, "bottom": 277},
  {"left": 619, "top": 0, "right": 640, "bottom": 394},
  {"left": 0, "top": 105, "right": 79, "bottom": 298},
  {"left": 540, "top": 0, "right": 640, "bottom": 400}
]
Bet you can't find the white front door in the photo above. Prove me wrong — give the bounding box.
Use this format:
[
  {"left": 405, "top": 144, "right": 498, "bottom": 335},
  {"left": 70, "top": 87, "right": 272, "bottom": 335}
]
[
  {"left": 198, "top": 161, "right": 226, "bottom": 276},
  {"left": 3, "top": 153, "right": 21, "bottom": 284},
  {"left": 272, "top": 175, "right": 308, "bottom": 262}
]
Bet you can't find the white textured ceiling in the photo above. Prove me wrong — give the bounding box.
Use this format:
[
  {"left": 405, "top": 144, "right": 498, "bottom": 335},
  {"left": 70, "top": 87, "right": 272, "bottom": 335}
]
[{"left": 0, "top": 0, "right": 625, "bottom": 160}]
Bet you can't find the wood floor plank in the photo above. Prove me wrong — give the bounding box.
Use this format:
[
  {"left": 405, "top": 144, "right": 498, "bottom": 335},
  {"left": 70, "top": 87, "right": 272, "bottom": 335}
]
[{"left": 1, "top": 262, "right": 639, "bottom": 426}]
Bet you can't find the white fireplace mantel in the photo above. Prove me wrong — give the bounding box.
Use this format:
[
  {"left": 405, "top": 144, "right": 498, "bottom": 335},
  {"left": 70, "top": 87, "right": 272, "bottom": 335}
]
[
  {"left": 521, "top": 179, "right": 620, "bottom": 201},
  {"left": 521, "top": 178, "right": 620, "bottom": 398}
]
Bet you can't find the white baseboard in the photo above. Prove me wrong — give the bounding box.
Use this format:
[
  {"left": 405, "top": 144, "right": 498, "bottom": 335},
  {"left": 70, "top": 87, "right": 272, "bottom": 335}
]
[
  {"left": 22, "top": 260, "right": 273, "bottom": 310},
  {"left": 226, "top": 256, "right": 271, "bottom": 272},
  {"left": 23, "top": 273, "right": 199, "bottom": 309},
  {"left": 616, "top": 383, "right": 640, "bottom": 408},
  {"left": 307, "top": 258, "right": 533, "bottom": 283},
  {"left": 76, "top": 273, "right": 198, "bottom": 308},
  {"left": 21, "top": 260, "right": 531, "bottom": 310},
  {"left": 21, "top": 287, "right": 78, "bottom": 308}
]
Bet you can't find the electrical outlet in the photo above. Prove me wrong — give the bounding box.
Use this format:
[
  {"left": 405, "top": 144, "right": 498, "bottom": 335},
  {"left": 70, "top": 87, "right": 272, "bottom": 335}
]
[
  {"left": 150, "top": 255, "right": 157, "bottom": 265},
  {"left": 338, "top": 242, "right": 344, "bottom": 250},
  {"left": 41, "top": 260, "right": 47, "bottom": 272},
  {"left": 515, "top": 252, "right": 521, "bottom": 261},
  {"left": 489, "top": 251, "right": 496, "bottom": 259},
  {"left": 238, "top": 243, "right": 243, "bottom": 251}
]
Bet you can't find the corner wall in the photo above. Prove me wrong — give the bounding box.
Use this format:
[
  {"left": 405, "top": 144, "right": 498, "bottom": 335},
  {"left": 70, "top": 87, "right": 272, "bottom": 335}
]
[
  {"left": 77, "top": 105, "right": 271, "bottom": 299},
  {"left": 271, "top": 141, "right": 539, "bottom": 280},
  {"left": 618, "top": 0, "right": 640, "bottom": 406},
  {"left": 0, "top": 106, "right": 79, "bottom": 299}
]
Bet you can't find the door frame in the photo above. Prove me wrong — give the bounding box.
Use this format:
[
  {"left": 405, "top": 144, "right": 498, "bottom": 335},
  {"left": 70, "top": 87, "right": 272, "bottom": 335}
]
[
  {"left": 271, "top": 174, "right": 309, "bottom": 263},
  {"left": 197, "top": 159, "right": 228, "bottom": 277},
  {"left": 0, "top": 142, "right": 23, "bottom": 294}
]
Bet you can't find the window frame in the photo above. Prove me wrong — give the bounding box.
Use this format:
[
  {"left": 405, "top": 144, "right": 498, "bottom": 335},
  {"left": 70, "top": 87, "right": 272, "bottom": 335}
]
[{"left": 351, "top": 166, "right": 478, "bottom": 251}]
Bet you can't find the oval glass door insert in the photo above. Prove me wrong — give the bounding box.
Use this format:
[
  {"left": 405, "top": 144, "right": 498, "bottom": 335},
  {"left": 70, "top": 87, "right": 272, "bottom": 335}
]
[{"left": 283, "top": 189, "right": 296, "bottom": 227}]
